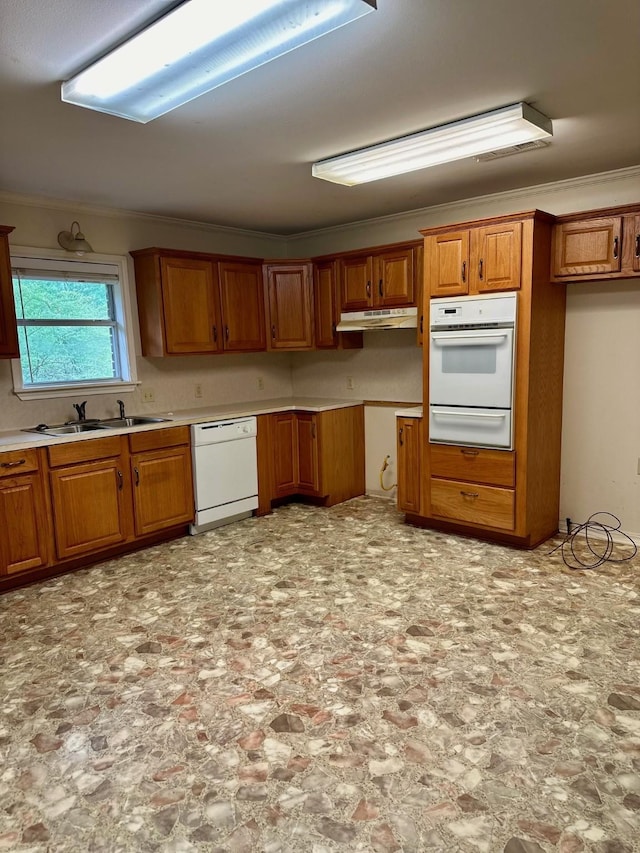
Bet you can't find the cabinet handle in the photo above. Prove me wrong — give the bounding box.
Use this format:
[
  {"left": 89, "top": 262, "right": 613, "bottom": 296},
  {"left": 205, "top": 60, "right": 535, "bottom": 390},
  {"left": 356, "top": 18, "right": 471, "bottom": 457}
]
[
  {"left": 462, "top": 261, "right": 466, "bottom": 283},
  {"left": 332, "top": 322, "right": 337, "bottom": 336},
  {"left": 117, "top": 469, "right": 123, "bottom": 490},
  {"left": 635, "top": 234, "right": 640, "bottom": 258},
  {"left": 399, "top": 427, "right": 404, "bottom": 446},
  {"left": 378, "top": 279, "right": 383, "bottom": 297},
  {"left": 0, "top": 458, "right": 26, "bottom": 468},
  {"left": 478, "top": 258, "right": 483, "bottom": 280},
  {"left": 613, "top": 236, "right": 619, "bottom": 259},
  {"left": 225, "top": 325, "right": 229, "bottom": 341},
  {"left": 460, "top": 490, "right": 479, "bottom": 499},
  {"left": 461, "top": 448, "right": 479, "bottom": 456},
  {"left": 366, "top": 280, "right": 371, "bottom": 297},
  {"left": 271, "top": 324, "right": 276, "bottom": 340},
  {"left": 311, "top": 422, "right": 316, "bottom": 439},
  {"left": 420, "top": 315, "right": 423, "bottom": 334},
  {"left": 213, "top": 325, "right": 217, "bottom": 342},
  {"left": 134, "top": 466, "right": 139, "bottom": 486}
]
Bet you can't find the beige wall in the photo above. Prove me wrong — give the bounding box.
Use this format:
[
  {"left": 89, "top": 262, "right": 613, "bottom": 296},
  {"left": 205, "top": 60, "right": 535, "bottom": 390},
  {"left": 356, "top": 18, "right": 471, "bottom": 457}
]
[{"left": 3, "top": 166, "right": 640, "bottom": 538}]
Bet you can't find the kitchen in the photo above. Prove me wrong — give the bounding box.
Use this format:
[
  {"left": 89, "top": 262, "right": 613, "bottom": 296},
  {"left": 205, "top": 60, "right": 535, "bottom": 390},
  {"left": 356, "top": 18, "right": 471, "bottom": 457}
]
[{"left": 1, "top": 1, "right": 640, "bottom": 850}]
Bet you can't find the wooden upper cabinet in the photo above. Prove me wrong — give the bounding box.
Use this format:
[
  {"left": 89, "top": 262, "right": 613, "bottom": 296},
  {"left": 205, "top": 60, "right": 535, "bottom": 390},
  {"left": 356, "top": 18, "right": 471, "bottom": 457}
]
[
  {"left": 428, "top": 231, "right": 470, "bottom": 297},
  {"left": 160, "top": 257, "right": 221, "bottom": 354},
  {"left": 339, "top": 242, "right": 420, "bottom": 311},
  {"left": 264, "top": 262, "right": 314, "bottom": 350},
  {"left": 0, "top": 226, "right": 19, "bottom": 359},
  {"left": 314, "top": 259, "right": 340, "bottom": 348},
  {"left": 471, "top": 221, "right": 522, "bottom": 292},
  {"left": 425, "top": 219, "right": 522, "bottom": 296},
  {"left": 218, "top": 260, "right": 266, "bottom": 352},
  {"left": 551, "top": 205, "right": 640, "bottom": 281}
]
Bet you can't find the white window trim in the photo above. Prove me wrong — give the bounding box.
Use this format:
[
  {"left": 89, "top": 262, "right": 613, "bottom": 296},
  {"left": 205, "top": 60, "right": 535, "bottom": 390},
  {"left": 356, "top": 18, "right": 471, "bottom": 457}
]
[{"left": 10, "top": 245, "right": 139, "bottom": 400}]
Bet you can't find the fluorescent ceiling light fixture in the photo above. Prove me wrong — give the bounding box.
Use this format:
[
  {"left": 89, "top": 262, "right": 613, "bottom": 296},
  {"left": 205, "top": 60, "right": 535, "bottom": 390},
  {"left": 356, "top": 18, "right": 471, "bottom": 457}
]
[
  {"left": 61, "top": 0, "right": 376, "bottom": 123},
  {"left": 312, "top": 102, "right": 553, "bottom": 186}
]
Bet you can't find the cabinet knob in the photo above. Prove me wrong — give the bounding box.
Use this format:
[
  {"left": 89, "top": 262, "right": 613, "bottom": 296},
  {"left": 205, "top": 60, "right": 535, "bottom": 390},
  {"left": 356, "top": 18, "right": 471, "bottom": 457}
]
[
  {"left": 0, "top": 458, "right": 26, "bottom": 468},
  {"left": 613, "top": 236, "right": 619, "bottom": 259},
  {"left": 134, "top": 466, "right": 140, "bottom": 486},
  {"left": 366, "top": 280, "right": 371, "bottom": 298},
  {"left": 460, "top": 490, "right": 479, "bottom": 499},
  {"left": 478, "top": 258, "right": 484, "bottom": 280},
  {"left": 271, "top": 324, "right": 276, "bottom": 340},
  {"left": 225, "top": 326, "right": 230, "bottom": 341},
  {"left": 399, "top": 427, "right": 404, "bottom": 446},
  {"left": 212, "top": 325, "right": 217, "bottom": 342},
  {"left": 332, "top": 322, "right": 337, "bottom": 337},
  {"left": 117, "top": 470, "right": 123, "bottom": 490},
  {"left": 461, "top": 448, "right": 479, "bottom": 456},
  {"left": 635, "top": 234, "right": 640, "bottom": 259},
  {"left": 378, "top": 279, "right": 383, "bottom": 297},
  {"left": 462, "top": 261, "right": 466, "bottom": 283}
]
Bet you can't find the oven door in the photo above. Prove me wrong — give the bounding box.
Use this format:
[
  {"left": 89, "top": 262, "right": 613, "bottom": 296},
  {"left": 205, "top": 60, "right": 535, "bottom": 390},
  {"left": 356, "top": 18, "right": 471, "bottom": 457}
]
[
  {"left": 429, "top": 406, "right": 512, "bottom": 449},
  {"left": 429, "top": 327, "right": 514, "bottom": 409}
]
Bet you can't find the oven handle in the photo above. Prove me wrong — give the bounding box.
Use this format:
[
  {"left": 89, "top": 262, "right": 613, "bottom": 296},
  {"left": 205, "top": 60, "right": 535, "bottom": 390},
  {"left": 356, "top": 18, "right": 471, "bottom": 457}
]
[
  {"left": 431, "top": 331, "right": 509, "bottom": 347},
  {"left": 431, "top": 409, "right": 507, "bottom": 419}
]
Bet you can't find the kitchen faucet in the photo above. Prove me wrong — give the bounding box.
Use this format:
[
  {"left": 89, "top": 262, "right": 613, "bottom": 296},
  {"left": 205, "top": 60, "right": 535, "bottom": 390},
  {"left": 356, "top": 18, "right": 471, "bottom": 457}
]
[
  {"left": 117, "top": 399, "right": 126, "bottom": 419},
  {"left": 72, "top": 401, "right": 87, "bottom": 422}
]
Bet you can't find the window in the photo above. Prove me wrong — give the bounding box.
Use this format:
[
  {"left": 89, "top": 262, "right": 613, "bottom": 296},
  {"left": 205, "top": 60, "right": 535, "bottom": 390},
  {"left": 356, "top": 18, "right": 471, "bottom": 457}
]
[{"left": 10, "top": 249, "right": 138, "bottom": 399}]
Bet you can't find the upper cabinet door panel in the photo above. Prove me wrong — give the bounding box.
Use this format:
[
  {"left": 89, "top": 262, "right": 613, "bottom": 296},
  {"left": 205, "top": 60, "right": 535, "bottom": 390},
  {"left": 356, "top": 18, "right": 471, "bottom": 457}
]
[
  {"left": 160, "top": 257, "right": 220, "bottom": 354},
  {"left": 341, "top": 255, "right": 373, "bottom": 311},
  {"left": 375, "top": 247, "right": 415, "bottom": 307},
  {"left": 632, "top": 215, "right": 640, "bottom": 273},
  {"left": 428, "top": 231, "right": 470, "bottom": 297},
  {"left": 218, "top": 261, "right": 266, "bottom": 352},
  {"left": 265, "top": 264, "right": 313, "bottom": 350},
  {"left": 553, "top": 217, "right": 623, "bottom": 277},
  {"left": 472, "top": 222, "right": 522, "bottom": 292},
  {"left": 314, "top": 260, "right": 339, "bottom": 348},
  {"left": 0, "top": 227, "right": 19, "bottom": 358}
]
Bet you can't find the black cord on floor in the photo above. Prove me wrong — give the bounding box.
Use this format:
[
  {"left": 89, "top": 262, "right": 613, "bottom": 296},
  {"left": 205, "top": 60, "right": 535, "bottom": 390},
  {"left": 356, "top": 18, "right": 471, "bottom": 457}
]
[{"left": 549, "top": 511, "right": 637, "bottom": 570}]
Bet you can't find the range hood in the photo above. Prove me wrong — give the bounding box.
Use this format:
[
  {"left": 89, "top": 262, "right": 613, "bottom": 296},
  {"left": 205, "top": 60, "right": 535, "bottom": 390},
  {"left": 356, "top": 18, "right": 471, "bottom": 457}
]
[{"left": 337, "top": 306, "right": 418, "bottom": 332}]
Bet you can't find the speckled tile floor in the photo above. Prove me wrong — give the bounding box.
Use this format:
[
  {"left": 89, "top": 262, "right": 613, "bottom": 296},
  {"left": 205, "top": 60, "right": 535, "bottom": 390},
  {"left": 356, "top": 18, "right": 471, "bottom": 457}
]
[{"left": 1, "top": 497, "right": 640, "bottom": 853}]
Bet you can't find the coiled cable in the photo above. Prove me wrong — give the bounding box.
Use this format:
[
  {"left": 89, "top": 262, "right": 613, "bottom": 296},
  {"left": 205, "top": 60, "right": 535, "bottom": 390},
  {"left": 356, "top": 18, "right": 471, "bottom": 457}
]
[{"left": 549, "top": 511, "right": 637, "bottom": 570}]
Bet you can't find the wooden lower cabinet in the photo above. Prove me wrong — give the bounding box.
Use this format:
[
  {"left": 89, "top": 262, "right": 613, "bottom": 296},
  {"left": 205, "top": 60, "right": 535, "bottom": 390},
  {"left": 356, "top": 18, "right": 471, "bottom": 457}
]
[
  {"left": 129, "top": 428, "right": 194, "bottom": 536},
  {"left": 0, "top": 448, "right": 50, "bottom": 575},
  {"left": 261, "top": 406, "right": 365, "bottom": 510},
  {"left": 47, "top": 437, "right": 130, "bottom": 560},
  {"left": 397, "top": 417, "right": 421, "bottom": 513}
]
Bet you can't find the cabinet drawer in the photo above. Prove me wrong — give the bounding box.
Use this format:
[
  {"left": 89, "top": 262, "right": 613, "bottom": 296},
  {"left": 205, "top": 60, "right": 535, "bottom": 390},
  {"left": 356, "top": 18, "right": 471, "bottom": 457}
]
[
  {"left": 0, "top": 448, "right": 40, "bottom": 478},
  {"left": 47, "top": 436, "right": 124, "bottom": 467},
  {"left": 128, "top": 426, "right": 190, "bottom": 453},
  {"left": 430, "top": 444, "right": 515, "bottom": 487},
  {"left": 430, "top": 478, "right": 515, "bottom": 531}
]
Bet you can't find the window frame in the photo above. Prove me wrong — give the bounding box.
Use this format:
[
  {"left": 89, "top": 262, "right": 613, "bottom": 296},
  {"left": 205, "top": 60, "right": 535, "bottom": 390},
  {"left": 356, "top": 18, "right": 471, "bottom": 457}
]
[{"left": 10, "top": 245, "right": 139, "bottom": 400}]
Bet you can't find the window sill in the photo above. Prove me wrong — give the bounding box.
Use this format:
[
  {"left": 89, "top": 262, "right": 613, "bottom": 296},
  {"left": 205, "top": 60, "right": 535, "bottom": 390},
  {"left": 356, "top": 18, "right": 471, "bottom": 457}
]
[{"left": 13, "top": 380, "right": 140, "bottom": 401}]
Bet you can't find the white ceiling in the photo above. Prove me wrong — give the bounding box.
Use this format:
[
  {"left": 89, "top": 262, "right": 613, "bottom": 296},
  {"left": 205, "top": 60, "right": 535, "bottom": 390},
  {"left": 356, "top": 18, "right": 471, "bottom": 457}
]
[{"left": 1, "top": 0, "right": 639, "bottom": 236}]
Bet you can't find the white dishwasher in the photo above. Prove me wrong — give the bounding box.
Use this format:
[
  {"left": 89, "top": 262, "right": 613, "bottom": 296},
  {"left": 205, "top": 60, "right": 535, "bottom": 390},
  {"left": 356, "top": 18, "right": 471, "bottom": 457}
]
[{"left": 190, "top": 417, "right": 258, "bottom": 534}]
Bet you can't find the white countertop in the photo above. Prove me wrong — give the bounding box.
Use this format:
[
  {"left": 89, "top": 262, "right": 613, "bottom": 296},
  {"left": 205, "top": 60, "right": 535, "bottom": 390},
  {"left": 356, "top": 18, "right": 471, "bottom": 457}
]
[
  {"left": 0, "top": 397, "right": 363, "bottom": 452},
  {"left": 395, "top": 406, "right": 423, "bottom": 418}
]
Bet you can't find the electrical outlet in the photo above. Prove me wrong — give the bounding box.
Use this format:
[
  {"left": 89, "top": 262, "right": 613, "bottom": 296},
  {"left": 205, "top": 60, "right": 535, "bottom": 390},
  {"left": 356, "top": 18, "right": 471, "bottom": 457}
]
[
  {"left": 257, "top": 376, "right": 264, "bottom": 390},
  {"left": 346, "top": 376, "right": 354, "bottom": 390},
  {"left": 142, "top": 388, "right": 155, "bottom": 403},
  {"left": 194, "top": 383, "right": 203, "bottom": 399}
]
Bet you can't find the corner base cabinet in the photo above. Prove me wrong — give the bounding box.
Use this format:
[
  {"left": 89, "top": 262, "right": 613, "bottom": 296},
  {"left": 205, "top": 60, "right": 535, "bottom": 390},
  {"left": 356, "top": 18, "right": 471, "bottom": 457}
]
[
  {"left": 407, "top": 210, "right": 566, "bottom": 548},
  {"left": 257, "top": 405, "right": 365, "bottom": 512}
]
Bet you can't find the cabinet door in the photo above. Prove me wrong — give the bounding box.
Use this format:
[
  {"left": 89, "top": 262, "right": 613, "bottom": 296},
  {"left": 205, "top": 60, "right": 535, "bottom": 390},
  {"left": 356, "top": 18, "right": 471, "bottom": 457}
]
[
  {"left": 633, "top": 215, "right": 640, "bottom": 273},
  {"left": 374, "top": 247, "right": 415, "bottom": 307},
  {"left": 265, "top": 263, "right": 314, "bottom": 350},
  {"left": 0, "top": 474, "right": 49, "bottom": 575},
  {"left": 471, "top": 222, "right": 522, "bottom": 292},
  {"left": 341, "top": 254, "right": 373, "bottom": 311},
  {"left": 314, "top": 260, "right": 340, "bottom": 348},
  {"left": 218, "top": 261, "right": 266, "bottom": 351},
  {"left": 553, "top": 217, "right": 622, "bottom": 277},
  {"left": 131, "top": 445, "right": 194, "bottom": 537},
  {"left": 49, "top": 460, "right": 128, "bottom": 560},
  {"left": 427, "top": 232, "right": 470, "bottom": 297},
  {"left": 296, "top": 413, "right": 320, "bottom": 493},
  {"left": 272, "top": 412, "right": 297, "bottom": 497},
  {"left": 0, "top": 228, "right": 19, "bottom": 358},
  {"left": 397, "top": 418, "right": 421, "bottom": 513},
  {"left": 160, "top": 257, "right": 221, "bottom": 353}
]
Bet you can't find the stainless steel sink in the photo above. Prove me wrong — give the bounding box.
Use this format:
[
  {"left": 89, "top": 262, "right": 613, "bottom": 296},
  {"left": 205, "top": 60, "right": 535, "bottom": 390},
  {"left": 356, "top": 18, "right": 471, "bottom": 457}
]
[
  {"left": 24, "top": 422, "right": 111, "bottom": 436},
  {"left": 98, "top": 416, "right": 171, "bottom": 427}
]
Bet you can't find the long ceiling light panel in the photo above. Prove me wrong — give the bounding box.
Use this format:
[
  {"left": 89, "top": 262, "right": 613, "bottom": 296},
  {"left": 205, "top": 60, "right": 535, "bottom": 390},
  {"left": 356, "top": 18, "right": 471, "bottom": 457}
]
[
  {"left": 312, "top": 103, "right": 553, "bottom": 186},
  {"left": 61, "top": 0, "right": 376, "bottom": 123}
]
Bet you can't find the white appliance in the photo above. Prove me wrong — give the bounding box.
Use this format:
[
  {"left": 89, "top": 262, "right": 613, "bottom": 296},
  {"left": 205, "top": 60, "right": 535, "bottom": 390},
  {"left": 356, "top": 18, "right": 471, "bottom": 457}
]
[
  {"left": 336, "top": 305, "right": 417, "bottom": 331},
  {"left": 429, "top": 293, "right": 517, "bottom": 449},
  {"left": 190, "top": 417, "right": 258, "bottom": 534}
]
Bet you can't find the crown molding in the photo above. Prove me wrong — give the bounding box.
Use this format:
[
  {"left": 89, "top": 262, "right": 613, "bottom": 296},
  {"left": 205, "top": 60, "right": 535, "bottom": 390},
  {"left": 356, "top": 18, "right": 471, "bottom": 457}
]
[{"left": 286, "top": 164, "right": 640, "bottom": 243}]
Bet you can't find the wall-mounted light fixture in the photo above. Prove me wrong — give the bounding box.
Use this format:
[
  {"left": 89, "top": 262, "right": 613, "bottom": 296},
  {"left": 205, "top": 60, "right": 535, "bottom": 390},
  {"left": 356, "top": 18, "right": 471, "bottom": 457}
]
[
  {"left": 61, "top": 0, "right": 376, "bottom": 123},
  {"left": 57, "top": 221, "right": 93, "bottom": 256},
  {"left": 312, "top": 103, "right": 553, "bottom": 186}
]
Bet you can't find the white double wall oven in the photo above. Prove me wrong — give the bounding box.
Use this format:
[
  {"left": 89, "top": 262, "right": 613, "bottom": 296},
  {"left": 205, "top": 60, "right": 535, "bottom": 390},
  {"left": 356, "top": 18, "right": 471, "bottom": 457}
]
[{"left": 429, "top": 292, "right": 517, "bottom": 449}]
